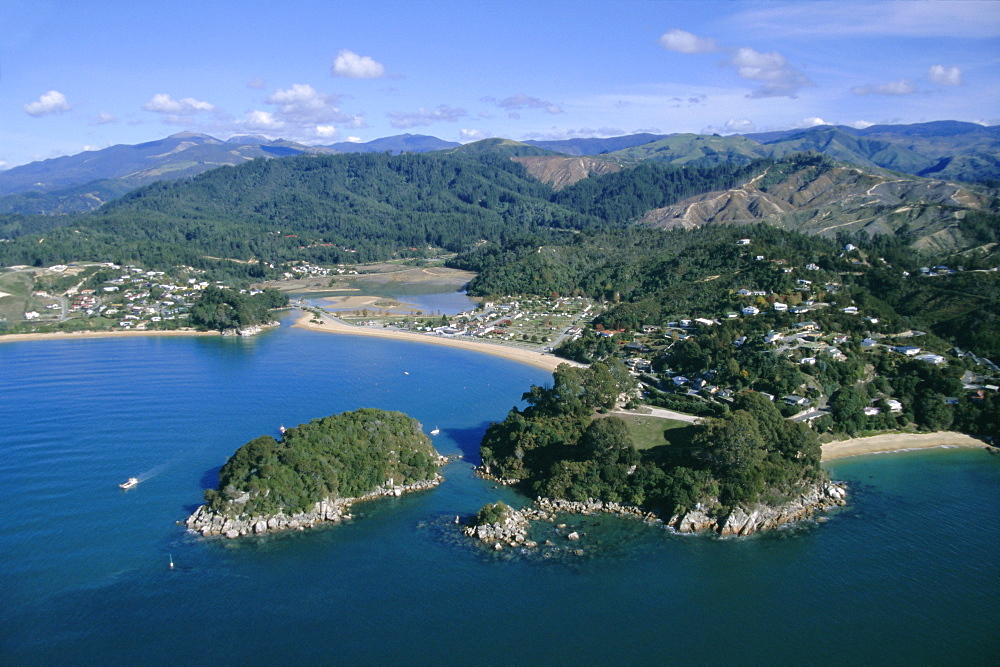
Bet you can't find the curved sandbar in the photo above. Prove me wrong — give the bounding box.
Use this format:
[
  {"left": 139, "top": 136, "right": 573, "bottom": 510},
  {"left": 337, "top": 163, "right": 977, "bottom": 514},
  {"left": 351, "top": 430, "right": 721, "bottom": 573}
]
[
  {"left": 822, "top": 431, "right": 991, "bottom": 461},
  {"left": 0, "top": 328, "right": 220, "bottom": 344},
  {"left": 293, "top": 311, "right": 580, "bottom": 373}
]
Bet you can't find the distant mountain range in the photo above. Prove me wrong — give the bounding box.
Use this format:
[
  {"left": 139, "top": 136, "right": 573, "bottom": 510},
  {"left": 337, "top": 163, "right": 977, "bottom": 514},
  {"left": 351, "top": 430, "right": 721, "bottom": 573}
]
[{"left": 0, "top": 121, "right": 997, "bottom": 219}]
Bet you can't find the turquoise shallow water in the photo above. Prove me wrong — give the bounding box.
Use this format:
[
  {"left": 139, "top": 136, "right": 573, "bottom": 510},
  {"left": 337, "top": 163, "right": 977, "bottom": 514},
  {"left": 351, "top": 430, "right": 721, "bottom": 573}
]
[{"left": 1, "top": 318, "right": 997, "bottom": 664}]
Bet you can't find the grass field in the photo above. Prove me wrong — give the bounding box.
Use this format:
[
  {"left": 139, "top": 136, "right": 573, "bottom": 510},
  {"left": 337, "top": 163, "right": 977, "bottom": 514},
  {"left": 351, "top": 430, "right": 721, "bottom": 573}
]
[
  {"left": 613, "top": 413, "right": 699, "bottom": 450},
  {"left": 0, "top": 270, "right": 32, "bottom": 323}
]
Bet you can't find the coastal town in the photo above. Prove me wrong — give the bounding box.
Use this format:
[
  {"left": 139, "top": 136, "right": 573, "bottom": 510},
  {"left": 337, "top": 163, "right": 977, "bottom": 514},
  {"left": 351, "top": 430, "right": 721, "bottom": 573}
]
[
  {"left": 0, "top": 261, "right": 267, "bottom": 334},
  {"left": 4, "top": 241, "right": 998, "bottom": 444}
]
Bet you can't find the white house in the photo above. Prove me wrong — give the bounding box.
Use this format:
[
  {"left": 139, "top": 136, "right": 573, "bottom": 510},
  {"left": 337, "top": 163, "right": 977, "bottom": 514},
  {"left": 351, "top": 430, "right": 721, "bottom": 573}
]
[
  {"left": 914, "top": 353, "right": 946, "bottom": 365},
  {"left": 742, "top": 306, "right": 760, "bottom": 316}
]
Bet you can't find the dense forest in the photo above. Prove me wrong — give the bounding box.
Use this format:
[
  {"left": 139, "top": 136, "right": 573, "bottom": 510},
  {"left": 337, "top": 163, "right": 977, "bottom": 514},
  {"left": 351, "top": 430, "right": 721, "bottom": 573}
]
[
  {"left": 189, "top": 286, "right": 289, "bottom": 331},
  {"left": 0, "top": 153, "right": 783, "bottom": 279},
  {"left": 204, "top": 409, "right": 440, "bottom": 516},
  {"left": 480, "top": 363, "right": 826, "bottom": 517}
]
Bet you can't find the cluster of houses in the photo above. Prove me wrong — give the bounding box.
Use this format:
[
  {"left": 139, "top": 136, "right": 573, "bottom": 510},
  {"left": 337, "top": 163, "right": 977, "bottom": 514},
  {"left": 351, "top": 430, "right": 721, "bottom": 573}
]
[
  {"left": 280, "top": 264, "right": 360, "bottom": 279},
  {"left": 29, "top": 264, "right": 244, "bottom": 330}
]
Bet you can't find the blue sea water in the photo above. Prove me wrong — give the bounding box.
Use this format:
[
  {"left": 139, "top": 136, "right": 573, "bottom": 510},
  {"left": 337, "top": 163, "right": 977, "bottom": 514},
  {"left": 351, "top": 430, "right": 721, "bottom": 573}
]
[{"left": 1, "top": 317, "right": 997, "bottom": 664}]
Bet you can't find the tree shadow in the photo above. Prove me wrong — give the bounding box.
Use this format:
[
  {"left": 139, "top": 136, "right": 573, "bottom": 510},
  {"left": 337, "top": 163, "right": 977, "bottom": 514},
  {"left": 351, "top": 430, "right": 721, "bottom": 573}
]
[
  {"left": 438, "top": 421, "right": 494, "bottom": 464},
  {"left": 182, "top": 465, "right": 221, "bottom": 514}
]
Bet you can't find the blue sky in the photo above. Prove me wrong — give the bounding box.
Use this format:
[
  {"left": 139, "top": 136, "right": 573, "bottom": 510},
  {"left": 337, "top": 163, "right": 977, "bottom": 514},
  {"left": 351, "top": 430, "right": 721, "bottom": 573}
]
[{"left": 2, "top": 0, "right": 998, "bottom": 168}]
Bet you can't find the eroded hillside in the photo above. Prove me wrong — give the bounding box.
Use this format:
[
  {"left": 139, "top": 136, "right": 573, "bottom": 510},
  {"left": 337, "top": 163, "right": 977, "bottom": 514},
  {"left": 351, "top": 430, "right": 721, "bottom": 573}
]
[{"left": 640, "top": 157, "right": 997, "bottom": 252}]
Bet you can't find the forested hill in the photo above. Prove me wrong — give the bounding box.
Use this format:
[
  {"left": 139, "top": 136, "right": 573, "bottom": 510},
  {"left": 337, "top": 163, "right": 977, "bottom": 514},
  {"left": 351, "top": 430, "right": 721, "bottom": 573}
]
[
  {"left": 0, "top": 152, "right": 766, "bottom": 275},
  {"left": 455, "top": 224, "right": 1000, "bottom": 359}
]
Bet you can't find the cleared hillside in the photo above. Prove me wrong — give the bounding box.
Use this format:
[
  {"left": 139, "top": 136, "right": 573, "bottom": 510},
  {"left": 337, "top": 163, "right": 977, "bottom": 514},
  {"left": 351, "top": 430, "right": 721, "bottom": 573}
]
[{"left": 640, "top": 155, "right": 998, "bottom": 253}]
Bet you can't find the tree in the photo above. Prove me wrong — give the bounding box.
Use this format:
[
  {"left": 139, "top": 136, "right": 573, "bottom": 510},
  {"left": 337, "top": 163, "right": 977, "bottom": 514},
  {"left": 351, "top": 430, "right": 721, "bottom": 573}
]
[{"left": 580, "top": 417, "right": 638, "bottom": 466}]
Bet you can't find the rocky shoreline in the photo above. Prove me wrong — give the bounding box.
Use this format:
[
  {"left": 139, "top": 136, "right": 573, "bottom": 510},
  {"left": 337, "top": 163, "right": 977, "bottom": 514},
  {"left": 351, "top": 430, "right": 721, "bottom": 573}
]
[
  {"left": 221, "top": 321, "right": 280, "bottom": 337},
  {"left": 464, "top": 481, "right": 848, "bottom": 549},
  {"left": 186, "top": 475, "right": 442, "bottom": 539},
  {"left": 666, "top": 481, "right": 848, "bottom": 536}
]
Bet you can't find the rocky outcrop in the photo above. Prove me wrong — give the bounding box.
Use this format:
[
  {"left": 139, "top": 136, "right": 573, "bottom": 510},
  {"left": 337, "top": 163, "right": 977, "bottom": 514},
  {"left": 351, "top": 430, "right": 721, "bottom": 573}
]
[
  {"left": 463, "top": 509, "right": 533, "bottom": 550},
  {"left": 186, "top": 475, "right": 442, "bottom": 538},
  {"left": 474, "top": 465, "right": 521, "bottom": 487},
  {"left": 221, "top": 321, "right": 280, "bottom": 337},
  {"left": 667, "top": 481, "right": 848, "bottom": 536},
  {"left": 463, "top": 497, "right": 661, "bottom": 550},
  {"left": 463, "top": 481, "right": 847, "bottom": 547},
  {"left": 534, "top": 497, "right": 661, "bottom": 522}
]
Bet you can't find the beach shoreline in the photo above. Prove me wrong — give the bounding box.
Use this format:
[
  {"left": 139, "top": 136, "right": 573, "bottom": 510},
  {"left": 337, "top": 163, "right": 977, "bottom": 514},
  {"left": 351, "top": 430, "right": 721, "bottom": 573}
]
[
  {"left": 293, "top": 311, "right": 575, "bottom": 372},
  {"left": 821, "top": 431, "right": 992, "bottom": 461},
  {"left": 0, "top": 328, "right": 220, "bottom": 344}
]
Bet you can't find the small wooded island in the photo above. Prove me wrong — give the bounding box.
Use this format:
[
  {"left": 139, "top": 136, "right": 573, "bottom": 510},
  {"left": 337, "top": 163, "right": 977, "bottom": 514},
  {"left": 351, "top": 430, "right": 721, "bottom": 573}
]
[
  {"left": 186, "top": 409, "right": 443, "bottom": 538},
  {"left": 469, "top": 362, "right": 846, "bottom": 545}
]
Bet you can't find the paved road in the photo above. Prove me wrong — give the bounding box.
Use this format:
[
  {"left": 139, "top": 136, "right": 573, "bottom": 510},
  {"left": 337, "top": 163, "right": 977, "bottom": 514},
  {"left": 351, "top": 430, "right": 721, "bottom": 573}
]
[{"left": 613, "top": 406, "right": 702, "bottom": 424}]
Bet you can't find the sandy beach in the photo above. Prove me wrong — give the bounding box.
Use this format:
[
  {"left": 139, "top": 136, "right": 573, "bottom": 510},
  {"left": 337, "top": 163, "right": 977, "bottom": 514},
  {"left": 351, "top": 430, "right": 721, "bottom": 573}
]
[
  {"left": 822, "top": 431, "right": 991, "bottom": 461},
  {"left": 0, "top": 328, "right": 219, "bottom": 344},
  {"left": 319, "top": 294, "right": 423, "bottom": 314},
  {"left": 294, "top": 311, "right": 574, "bottom": 372}
]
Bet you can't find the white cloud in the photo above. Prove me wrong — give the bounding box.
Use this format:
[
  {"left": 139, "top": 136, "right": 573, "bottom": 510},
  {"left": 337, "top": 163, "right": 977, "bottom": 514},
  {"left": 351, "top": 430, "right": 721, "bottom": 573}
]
[
  {"left": 731, "top": 47, "right": 812, "bottom": 98},
  {"left": 659, "top": 28, "right": 718, "bottom": 54},
  {"left": 92, "top": 111, "right": 118, "bottom": 125},
  {"left": 241, "top": 110, "right": 286, "bottom": 131},
  {"left": 487, "top": 93, "right": 564, "bottom": 114},
  {"left": 24, "top": 90, "right": 71, "bottom": 117},
  {"left": 247, "top": 77, "right": 266, "bottom": 89},
  {"left": 801, "top": 117, "right": 828, "bottom": 127},
  {"left": 346, "top": 136, "right": 363, "bottom": 143},
  {"left": 332, "top": 49, "right": 386, "bottom": 79},
  {"left": 143, "top": 93, "right": 214, "bottom": 115},
  {"left": 852, "top": 79, "right": 917, "bottom": 96},
  {"left": 0, "top": 160, "right": 7, "bottom": 170},
  {"left": 460, "top": 129, "right": 486, "bottom": 142},
  {"left": 235, "top": 84, "right": 366, "bottom": 139},
  {"left": 927, "top": 65, "right": 963, "bottom": 86},
  {"left": 725, "top": 118, "right": 756, "bottom": 133},
  {"left": 265, "top": 84, "right": 348, "bottom": 123},
  {"left": 656, "top": 29, "right": 811, "bottom": 98},
  {"left": 387, "top": 105, "right": 467, "bottom": 128},
  {"left": 850, "top": 120, "right": 875, "bottom": 129}
]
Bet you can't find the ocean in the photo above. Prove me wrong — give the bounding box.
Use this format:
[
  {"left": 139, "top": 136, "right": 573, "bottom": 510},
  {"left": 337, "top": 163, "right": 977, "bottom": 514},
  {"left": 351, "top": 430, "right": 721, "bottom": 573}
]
[{"left": 1, "top": 314, "right": 997, "bottom": 664}]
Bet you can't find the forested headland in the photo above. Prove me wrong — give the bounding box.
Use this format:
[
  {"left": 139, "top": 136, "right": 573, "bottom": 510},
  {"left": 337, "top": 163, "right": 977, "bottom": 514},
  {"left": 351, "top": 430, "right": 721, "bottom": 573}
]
[
  {"left": 188, "top": 286, "right": 289, "bottom": 332},
  {"left": 478, "top": 362, "right": 836, "bottom": 534},
  {"left": 204, "top": 408, "right": 440, "bottom": 516}
]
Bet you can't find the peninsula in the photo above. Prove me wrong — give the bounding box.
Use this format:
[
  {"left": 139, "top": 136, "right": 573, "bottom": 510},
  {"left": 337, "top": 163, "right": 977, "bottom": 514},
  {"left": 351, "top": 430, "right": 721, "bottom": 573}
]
[
  {"left": 186, "top": 409, "right": 443, "bottom": 538},
  {"left": 471, "top": 362, "right": 847, "bottom": 541}
]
